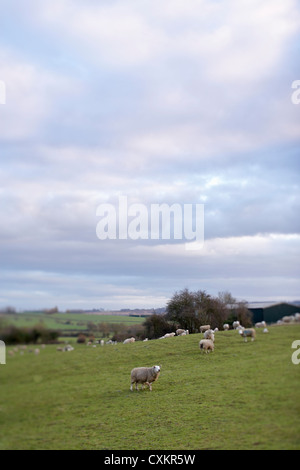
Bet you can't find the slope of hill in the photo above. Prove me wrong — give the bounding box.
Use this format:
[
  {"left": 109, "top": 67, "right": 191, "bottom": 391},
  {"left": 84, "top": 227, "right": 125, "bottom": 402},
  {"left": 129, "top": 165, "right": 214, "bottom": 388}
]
[{"left": 1, "top": 325, "right": 300, "bottom": 450}]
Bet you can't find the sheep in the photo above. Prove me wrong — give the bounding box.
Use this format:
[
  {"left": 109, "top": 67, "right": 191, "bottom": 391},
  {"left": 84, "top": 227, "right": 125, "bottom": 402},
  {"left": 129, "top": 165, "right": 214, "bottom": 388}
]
[
  {"left": 255, "top": 321, "right": 267, "bottom": 328},
  {"left": 232, "top": 321, "right": 240, "bottom": 329},
  {"left": 203, "top": 329, "right": 215, "bottom": 342},
  {"left": 282, "top": 315, "right": 295, "bottom": 323},
  {"left": 239, "top": 328, "right": 256, "bottom": 342},
  {"left": 34, "top": 348, "right": 40, "bottom": 355},
  {"left": 123, "top": 337, "right": 135, "bottom": 344},
  {"left": 163, "top": 332, "right": 175, "bottom": 338},
  {"left": 263, "top": 328, "right": 269, "bottom": 333},
  {"left": 176, "top": 329, "right": 189, "bottom": 336},
  {"left": 130, "top": 365, "right": 161, "bottom": 391},
  {"left": 57, "top": 345, "right": 74, "bottom": 352},
  {"left": 199, "top": 339, "right": 214, "bottom": 353},
  {"left": 159, "top": 332, "right": 176, "bottom": 339},
  {"left": 223, "top": 323, "right": 230, "bottom": 331},
  {"left": 200, "top": 325, "right": 211, "bottom": 333}
]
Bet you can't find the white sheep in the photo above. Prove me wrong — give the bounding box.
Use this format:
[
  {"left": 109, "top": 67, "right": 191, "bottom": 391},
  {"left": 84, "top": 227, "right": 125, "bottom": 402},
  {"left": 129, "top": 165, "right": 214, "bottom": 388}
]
[
  {"left": 199, "top": 339, "right": 214, "bottom": 353},
  {"left": 200, "top": 325, "right": 211, "bottom": 333},
  {"left": 232, "top": 321, "right": 240, "bottom": 329},
  {"left": 123, "top": 337, "right": 135, "bottom": 344},
  {"left": 130, "top": 365, "right": 161, "bottom": 391},
  {"left": 176, "top": 329, "right": 189, "bottom": 336},
  {"left": 282, "top": 316, "right": 295, "bottom": 323},
  {"left": 255, "top": 321, "right": 267, "bottom": 328},
  {"left": 239, "top": 328, "right": 256, "bottom": 342},
  {"left": 203, "top": 329, "right": 215, "bottom": 342},
  {"left": 164, "top": 332, "right": 176, "bottom": 338},
  {"left": 223, "top": 323, "right": 230, "bottom": 330}
]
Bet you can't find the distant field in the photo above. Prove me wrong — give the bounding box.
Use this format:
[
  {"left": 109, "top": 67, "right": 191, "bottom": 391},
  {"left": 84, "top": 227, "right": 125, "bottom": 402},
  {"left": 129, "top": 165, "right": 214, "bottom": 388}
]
[
  {"left": 0, "top": 312, "right": 146, "bottom": 336},
  {"left": 1, "top": 325, "right": 300, "bottom": 450}
]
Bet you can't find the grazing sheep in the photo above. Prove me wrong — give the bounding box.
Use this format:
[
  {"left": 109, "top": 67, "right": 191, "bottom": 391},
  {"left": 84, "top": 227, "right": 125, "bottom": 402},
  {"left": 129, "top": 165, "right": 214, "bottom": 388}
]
[
  {"left": 282, "top": 315, "right": 295, "bottom": 323},
  {"left": 176, "top": 329, "right": 189, "bottom": 336},
  {"left": 255, "top": 321, "right": 267, "bottom": 328},
  {"left": 130, "top": 365, "right": 161, "bottom": 391},
  {"left": 123, "top": 337, "right": 135, "bottom": 344},
  {"left": 263, "top": 328, "right": 269, "bottom": 333},
  {"left": 232, "top": 321, "right": 240, "bottom": 329},
  {"left": 223, "top": 323, "right": 230, "bottom": 331},
  {"left": 57, "top": 345, "right": 74, "bottom": 352},
  {"left": 203, "top": 329, "right": 215, "bottom": 342},
  {"left": 159, "top": 332, "right": 176, "bottom": 339},
  {"left": 199, "top": 339, "right": 214, "bottom": 353},
  {"left": 164, "top": 332, "right": 176, "bottom": 338},
  {"left": 239, "top": 328, "right": 256, "bottom": 342},
  {"left": 200, "top": 325, "right": 211, "bottom": 333}
]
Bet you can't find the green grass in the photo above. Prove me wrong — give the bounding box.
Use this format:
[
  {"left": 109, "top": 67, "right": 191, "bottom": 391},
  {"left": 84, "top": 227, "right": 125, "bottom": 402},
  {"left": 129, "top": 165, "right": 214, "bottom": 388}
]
[
  {"left": 1, "top": 325, "right": 300, "bottom": 450},
  {"left": 0, "top": 312, "right": 145, "bottom": 332}
]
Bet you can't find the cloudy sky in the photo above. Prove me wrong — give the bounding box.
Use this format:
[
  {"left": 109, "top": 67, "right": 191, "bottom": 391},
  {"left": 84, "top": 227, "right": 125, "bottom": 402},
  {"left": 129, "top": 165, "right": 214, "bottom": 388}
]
[{"left": 0, "top": 0, "right": 300, "bottom": 311}]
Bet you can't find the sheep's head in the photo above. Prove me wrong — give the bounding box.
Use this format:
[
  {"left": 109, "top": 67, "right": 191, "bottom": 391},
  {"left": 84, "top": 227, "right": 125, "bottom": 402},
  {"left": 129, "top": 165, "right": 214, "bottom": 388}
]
[{"left": 153, "top": 365, "right": 161, "bottom": 374}]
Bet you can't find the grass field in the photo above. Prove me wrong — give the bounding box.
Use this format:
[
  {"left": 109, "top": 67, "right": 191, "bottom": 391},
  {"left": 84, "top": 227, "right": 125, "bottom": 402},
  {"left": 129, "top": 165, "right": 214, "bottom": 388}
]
[
  {"left": 0, "top": 312, "right": 145, "bottom": 334},
  {"left": 1, "top": 325, "right": 300, "bottom": 450}
]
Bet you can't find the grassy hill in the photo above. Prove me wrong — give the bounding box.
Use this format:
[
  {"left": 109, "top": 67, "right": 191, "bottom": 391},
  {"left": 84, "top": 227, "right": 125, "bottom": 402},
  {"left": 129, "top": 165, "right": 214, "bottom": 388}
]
[{"left": 1, "top": 325, "right": 300, "bottom": 450}]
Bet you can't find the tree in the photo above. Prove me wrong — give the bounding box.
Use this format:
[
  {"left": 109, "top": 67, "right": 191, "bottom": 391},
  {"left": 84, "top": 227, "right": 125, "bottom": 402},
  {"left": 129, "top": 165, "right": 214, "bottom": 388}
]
[
  {"left": 166, "top": 288, "right": 236, "bottom": 331},
  {"left": 143, "top": 314, "right": 176, "bottom": 339},
  {"left": 165, "top": 288, "right": 215, "bottom": 333}
]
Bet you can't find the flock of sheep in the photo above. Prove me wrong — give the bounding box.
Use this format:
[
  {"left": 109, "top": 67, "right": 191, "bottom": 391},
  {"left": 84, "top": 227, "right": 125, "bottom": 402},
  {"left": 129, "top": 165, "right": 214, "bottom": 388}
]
[
  {"left": 128, "top": 321, "right": 270, "bottom": 391},
  {"left": 7, "top": 313, "right": 299, "bottom": 393}
]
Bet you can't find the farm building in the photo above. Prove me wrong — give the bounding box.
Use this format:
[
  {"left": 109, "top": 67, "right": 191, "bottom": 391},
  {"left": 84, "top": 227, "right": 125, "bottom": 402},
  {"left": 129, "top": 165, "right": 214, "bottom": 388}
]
[{"left": 246, "top": 302, "right": 300, "bottom": 324}]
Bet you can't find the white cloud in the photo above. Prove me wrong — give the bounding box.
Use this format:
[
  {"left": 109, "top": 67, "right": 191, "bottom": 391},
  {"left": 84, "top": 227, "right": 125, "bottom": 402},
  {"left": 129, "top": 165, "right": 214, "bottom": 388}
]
[
  {"left": 0, "top": 0, "right": 299, "bottom": 308},
  {"left": 0, "top": 46, "right": 80, "bottom": 141}
]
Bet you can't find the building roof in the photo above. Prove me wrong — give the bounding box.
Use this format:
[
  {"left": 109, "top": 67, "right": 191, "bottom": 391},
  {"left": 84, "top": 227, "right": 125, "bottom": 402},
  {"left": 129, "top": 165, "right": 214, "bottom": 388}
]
[{"left": 227, "top": 301, "right": 299, "bottom": 310}]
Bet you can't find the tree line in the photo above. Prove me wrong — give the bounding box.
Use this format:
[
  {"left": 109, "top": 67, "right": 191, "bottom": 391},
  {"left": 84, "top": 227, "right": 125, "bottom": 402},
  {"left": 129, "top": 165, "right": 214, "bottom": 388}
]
[{"left": 112, "top": 289, "right": 252, "bottom": 341}]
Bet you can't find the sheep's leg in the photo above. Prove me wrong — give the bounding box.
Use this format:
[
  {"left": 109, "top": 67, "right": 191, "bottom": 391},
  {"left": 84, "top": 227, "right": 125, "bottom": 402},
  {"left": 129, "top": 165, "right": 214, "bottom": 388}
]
[{"left": 144, "top": 381, "right": 152, "bottom": 391}]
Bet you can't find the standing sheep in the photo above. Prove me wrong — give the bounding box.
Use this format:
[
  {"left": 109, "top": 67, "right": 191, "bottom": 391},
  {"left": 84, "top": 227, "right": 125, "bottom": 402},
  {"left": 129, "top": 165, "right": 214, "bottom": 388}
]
[
  {"left": 130, "top": 365, "right": 161, "bottom": 391},
  {"left": 203, "top": 329, "right": 215, "bottom": 342},
  {"left": 176, "top": 329, "right": 189, "bottom": 336},
  {"left": 223, "top": 323, "right": 230, "bottom": 331},
  {"left": 239, "top": 328, "right": 256, "bottom": 342},
  {"left": 199, "top": 339, "right": 214, "bottom": 353},
  {"left": 200, "top": 325, "right": 211, "bottom": 333}
]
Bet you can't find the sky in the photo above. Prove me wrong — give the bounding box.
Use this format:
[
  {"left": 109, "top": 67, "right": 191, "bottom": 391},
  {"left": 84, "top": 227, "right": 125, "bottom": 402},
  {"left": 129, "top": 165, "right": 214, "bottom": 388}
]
[{"left": 0, "top": 0, "right": 300, "bottom": 311}]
